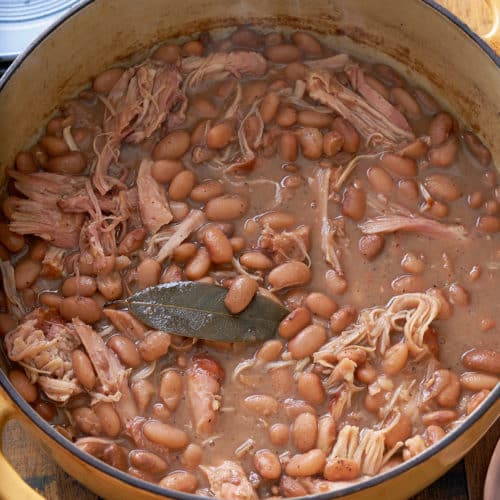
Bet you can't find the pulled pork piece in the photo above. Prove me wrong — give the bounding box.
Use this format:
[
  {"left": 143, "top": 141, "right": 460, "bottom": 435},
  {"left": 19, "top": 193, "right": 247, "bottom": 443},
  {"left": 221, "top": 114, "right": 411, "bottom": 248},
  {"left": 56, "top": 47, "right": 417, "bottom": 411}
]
[
  {"left": 137, "top": 159, "right": 173, "bottom": 234},
  {"left": 41, "top": 246, "right": 67, "bottom": 278},
  {"left": 345, "top": 65, "right": 411, "bottom": 132},
  {"left": 152, "top": 209, "right": 206, "bottom": 263},
  {"left": 10, "top": 200, "right": 84, "bottom": 248},
  {"left": 304, "top": 53, "right": 350, "bottom": 71},
  {"left": 307, "top": 71, "right": 414, "bottom": 147},
  {"left": 314, "top": 292, "right": 441, "bottom": 363},
  {"left": 200, "top": 461, "right": 257, "bottom": 500},
  {"left": 0, "top": 261, "right": 26, "bottom": 319},
  {"left": 94, "top": 61, "right": 185, "bottom": 194},
  {"left": 114, "top": 379, "right": 139, "bottom": 428},
  {"left": 182, "top": 51, "right": 267, "bottom": 89},
  {"left": 103, "top": 309, "right": 148, "bottom": 340},
  {"left": 259, "top": 225, "right": 311, "bottom": 265},
  {"left": 75, "top": 437, "right": 127, "bottom": 469},
  {"left": 314, "top": 167, "right": 343, "bottom": 274},
  {"left": 4, "top": 312, "right": 81, "bottom": 403},
  {"left": 186, "top": 356, "right": 224, "bottom": 436},
  {"left": 58, "top": 189, "right": 118, "bottom": 214},
  {"left": 72, "top": 318, "right": 126, "bottom": 400}
]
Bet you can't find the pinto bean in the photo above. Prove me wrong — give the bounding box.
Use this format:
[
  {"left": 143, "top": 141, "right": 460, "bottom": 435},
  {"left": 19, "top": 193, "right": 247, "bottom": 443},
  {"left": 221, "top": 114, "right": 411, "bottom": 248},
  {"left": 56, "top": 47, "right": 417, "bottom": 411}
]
[
  {"left": 279, "top": 132, "right": 298, "bottom": 162},
  {"left": 152, "top": 43, "right": 181, "bottom": 63},
  {"left": 390, "top": 87, "right": 421, "bottom": 117},
  {"left": 323, "top": 130, "right": 344, "bottom": 156},
  {"left": 463, "top": 131, "right": 491, "bottom": 165},
  {"left": 291, "top": 31, "right": 322, "bottom": 56},
  {"left": 144, "top": 420, "right": 189, "bottom": 449},
  {"left": 342, "top": 186, "right": 366, "bottom": 221},
  {"left": 476, "top": 215, "right": 500, "bottom": 233},
  {"left": 285, "top": 449, "right": 326, "bottom": 477},
  {"left": 421, "top": 410, "right": 457, "bottom": 426},
  {"left": 448, "top": 283, "right": 470, "bottom": 306},
  {"left": 255, "top": 340, "right": 283, "bottom": 363},
  {"left": 224, "top": 275, "right": 258, "bottom": 314},
  {"left": 276, "top": 106, "right": 297, "bottom": 127},
  {"left": 72, "top": 350, "right": 97, "bottom": 390},
  {"left": 201, "top": 226, "right": 233, "bottom": 265},
  {"left": 364, "top": 75, "right": 390, "bottom": 99},
  {"left": 466, "top": 390, "right": 490, "bottom": 415},
  {"left": 40, "top": 135, "right": 69, "bottom": 156},
  {"left": 170, "top": 201, "right": 189, "bottom": 222},
  {"left": 153, "top": 131, "right": 191, "bottom": 160},
  {"left": 60, "top": 296, "right": 101, "bottom": 323},
  {"left": 426, "top": 287, "right": 453, "bottom": 320},
  {"left": 185, "top": 247, "right": 211, "bottom": 280},
  {"left": 15, "top": 151, "right": 37, "bottom": 173},
  {"left": 460, "top": 372, "right": 499, "bottom": 391},
  {"left": 330, "top": 306, "right": 357, "bottom": 333},
  {"left": 129, "top": 450, "right": 168, "bottom": 475},
  {"left": 260, "top": 92, "right": 280, "bottom": 124},
  {"left": 297, "top": 110, "right": 332, "bottom": 129},
  {"left": 108, "top": 335, "right": 141, "bottom": 368},
  {"left": 136, "top": 258, "right": 161, "bottom": 288},
  {"left": 93, "top": 67, "right": 125, "bottom": 93},
  {"left": 132, "top": 379, "right": 156, "bottom": 414},
  {"left": 160, "top": 370, "right": 183, "bottom": 411},
  {"left": 424, "top": 174, "right": 461, "bottom": 201},
  {"left": 391, "top": 274, "right": 425, "bottom": 293},
  {"left": 9, "top": 369, "right": 38, "bottom": 403},
  {"left": 367, "top": 166, "right": 394, "bottom": 194},
  {"left": 288, "top": 324, "right": 327, "bottom": 359},
  {"left": 182, "top": 40, "right": 204, "bottom": 57},
  {"left": 383, "top": 411, "right": 413, "bottom": 448},
  {"left": 436, "top": 370, "right": 461, "bottom": 407},
  {"left": 268, "top": 423, "right": 289, "bottom": 446},
  {"left": 159, "top": 471, "right": 198, "bottom": 493},
  {"left": 268, "top": 261, "right": 311, "bottom": 290},
  {"left": 0, "top": 223, "right": 25, "bottom": 252},
  {"left": 292, "top": 412, "right": 318, "bottom": 452},
  {"left": 324, "top": 457, "right": 360, "bottom": 481},
  {"left": 168, "top": 170, "right": 196, "bottom": 201},
  {"left": 265, "top": 43, "right": 301, "bottom": 63},
  {"left": 190, "top": 180, "right": 224, "bottom": 203},
  {"left": 138, "top": 331, "right": 171, "bottom": 362},
  {"left": 118, "top": 228, "right": 146, "bottom": 255},
  {"left": 297, "top": 372, "right": 325, "bottom": 405},
  {"left": 96, "top": 272, "right": 122, "bottom": 301},
  {"left": 332, "top": 117, "right": 359, "bottom": 153},
  {"left": 207, "top": 122, "right": 234, "bottom": 149},
  {"left": 279, "top": 307, "right": 311, "bottom": 340},
  {"left": 429, "top": 137, "right": 458, "bottom": 167},
  {"left": 259, "top": 210, "right": 297, "bottom": 230},
  {"left": 39, "top": 292, "right": 63, "bottom": 309},
  {"left": 305, "top": 292, "right": 337, "bottom": 318},
  {"left": 401, "top": 252, "right": 425, "bottom": 275},
  {"left": 94, "top": 402, "right": 121, "bottom": 438},
  {"left": 429, "top": 112, "right": 453, "bottom": 145},
  {"left": 243, "top": 394, "right": 279, "bottom": 415},
  {"left": 205, "top": 194, "right": 248, "bottom": 221},
  {"left": 358, "top": 234, "right": 385, "bottom": 260},
  {"left": 62, "top": 275, "right": 97, "bottom": 297},
  {"left": 172, "top": 243, "right": 197, "bottom": 264},
  {"left": 355, "top": 363, "right": 378, "bottom": 385},
  {"left": 462, "top": 349, "right": 500, "bottom": 375},
  {"left": 382, "top": 342, "right": 408, "bottom": 375},
  {"left": 240, "top": 251, "right": 273, "bottom": 271},
  {"left": 379, "top": 153, "right": 417, "bottom": 177},
  {"left": 181, "top": 443, "right": 203, "bottom": 469},
  {"left": 14, "top": 259, "right": 41, "bottom": 290},
  {"left": 191, "top": 97, "right": 218, "bottom": 118},
  {"left": 45, "top": 151, "right": 87, "bottom": 174},
  {"left": 298, "top": 127, "right": 323, "bottom": 159},
  {"left": 397, "top": 178, "right": 419, "bottom": 201}
]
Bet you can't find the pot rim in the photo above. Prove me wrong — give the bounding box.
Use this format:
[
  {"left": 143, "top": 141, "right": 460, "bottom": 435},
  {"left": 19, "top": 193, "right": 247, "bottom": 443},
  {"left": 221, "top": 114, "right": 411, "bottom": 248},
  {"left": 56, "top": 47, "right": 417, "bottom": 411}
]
[{"left": 0, "top": 0, "right": 499, "bottom": 498}]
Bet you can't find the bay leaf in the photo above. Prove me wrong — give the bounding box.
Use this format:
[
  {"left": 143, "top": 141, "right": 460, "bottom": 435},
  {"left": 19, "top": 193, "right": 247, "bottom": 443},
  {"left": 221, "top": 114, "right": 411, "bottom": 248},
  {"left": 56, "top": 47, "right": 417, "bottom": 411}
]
[{"left": 120, "top": 281, "right": 288, "bottom": 342}]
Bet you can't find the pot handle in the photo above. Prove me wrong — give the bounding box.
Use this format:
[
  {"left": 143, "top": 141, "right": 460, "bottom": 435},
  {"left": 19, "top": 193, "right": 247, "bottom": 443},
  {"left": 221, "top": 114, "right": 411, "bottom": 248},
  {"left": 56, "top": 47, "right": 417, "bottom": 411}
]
[
  {"left": 0, "top": 387, "right": 45, "bottom": 500},
  {"left": 484, "top": 0, "right": 500, "bottom": 53}
]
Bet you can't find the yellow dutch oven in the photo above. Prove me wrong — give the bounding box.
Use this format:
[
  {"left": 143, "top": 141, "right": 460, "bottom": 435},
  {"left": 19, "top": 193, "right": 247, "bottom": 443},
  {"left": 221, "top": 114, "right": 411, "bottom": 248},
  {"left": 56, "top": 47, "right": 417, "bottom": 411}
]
[{"left": 0, "top": 1, "right": 499, "bottom": 498}]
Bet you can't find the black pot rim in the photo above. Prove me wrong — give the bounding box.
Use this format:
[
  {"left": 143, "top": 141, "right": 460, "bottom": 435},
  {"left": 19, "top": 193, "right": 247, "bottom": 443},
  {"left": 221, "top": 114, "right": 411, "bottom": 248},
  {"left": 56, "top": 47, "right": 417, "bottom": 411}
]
[{"left": 0, "top": 0, "right": 499, "bottom": 498}]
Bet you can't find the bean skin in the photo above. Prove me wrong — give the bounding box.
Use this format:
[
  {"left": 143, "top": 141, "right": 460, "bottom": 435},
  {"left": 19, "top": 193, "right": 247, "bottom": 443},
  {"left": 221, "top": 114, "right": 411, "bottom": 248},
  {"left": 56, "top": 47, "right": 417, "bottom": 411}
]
[
  {"left": 462, "top": 349, "right": 500, "bottom": 375},
  {"left": 288, "top": 324, "right": 327, "bottom": 359},
  {"left": 203, "top": 225, "right": 233, "bottom": 264},
  {"left": 224, "top": 275, "right": 258, "bottom": 314},
  {"left": 285, "top": 449, "right": 326, "bottom": 477},
  {"left": 254, "top": 449, "right": 282, "bottom": 480}
]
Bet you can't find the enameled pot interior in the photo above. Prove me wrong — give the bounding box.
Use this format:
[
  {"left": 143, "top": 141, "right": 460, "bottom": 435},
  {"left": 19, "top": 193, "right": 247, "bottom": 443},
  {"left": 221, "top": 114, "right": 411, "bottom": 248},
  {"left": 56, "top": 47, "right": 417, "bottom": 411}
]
[{"left": 0, "top": 0, "right": 499, "bottom": 498}]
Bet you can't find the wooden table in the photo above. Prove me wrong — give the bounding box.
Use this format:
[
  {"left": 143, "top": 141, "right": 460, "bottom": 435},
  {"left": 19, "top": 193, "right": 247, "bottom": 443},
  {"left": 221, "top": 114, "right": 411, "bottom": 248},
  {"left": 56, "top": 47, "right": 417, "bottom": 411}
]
[{"left": 1, "top": 1, "right": 499, "bottom": 499}]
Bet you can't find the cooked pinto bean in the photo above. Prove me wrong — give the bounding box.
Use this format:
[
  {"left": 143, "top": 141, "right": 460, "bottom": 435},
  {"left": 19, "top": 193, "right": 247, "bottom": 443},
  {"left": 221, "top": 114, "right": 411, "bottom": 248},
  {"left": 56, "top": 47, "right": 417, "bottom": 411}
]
[
  {"left": 153, "top": 131, "right": 191, "bottom": 160},
  {"left": 240, "top": 251, "right": 273, "bottom": 270},
  {"left": 159, "top": 471, "right": 198, "bottom": 493},
  {"left": 71, "top": 350, "right": 96, "bottom": 390},
  {"left": 265, "top": 44, "right": 301, "bottom": 63},
  {"left": 298, "top": 127, "right": 323, "bottom": 159},
  {"left": 96, "top": 272, "right": 122, "bottom": 301},
  {"left": 129, "top": 450, "right": 168, "bottom": 474},
  {"left": 144, "top": 420, "right": 189, "bottom": 449},
  {"left": 62, "top": 275, "right": 97, "bottom": 297},
  {"left": 15, "top": 151, "right": 37, "bottom": 173},
  {"left": 390, "top": 87, "right": 421, "bottom": 117},
  {"left": 324, "top": 457, "right": 360, "bottom": 481},
  {"left": 72, "top": 407, "right": 102, "bottom": 436},
  {"left": 260, "top": 92, "right": 280, "bottom": 124},
  {"left": 297, "top": 372, "right": 325, "bottom": 405},
  {"left": 342, "top": 186, "right": 366, "bottom": 221},
  {"left": 181, "top": 443, "right": 203, "bottom": 468},
  {"left": 424, "top": 174, "right": 461, "bottom": 201},
  {"left": 268, "top": 261, "right": 311, "bottom": 290},
  {"left": 421, "top": 410, "right": 457, "bottom": 426},
  {"left": 279, "top": 132, "right": 298, "bottom": 162},
  {"left": 185, "top": 247, "right": 211, "bottom": 280},
  {"left": 462, "top": 349, "right": 500, "bottom": 375},
  {"left": 279, "top": 307, "right": 311, "bottom": 340},
  {"left": 460, "top": 372, "right": 499, "bottom": 391},
  {"left": 292, "top": 32, "right": 322, "bottom": 56},
  {"left": 463, "top": 131, "right": 491, "bottom": 165},
  {"left": 160, "top": 370, "right": 183, "bottom": 411},
  {"left": 330, "top": 306, "right": 357, "bottom": 334},
  {"left": 358, "top": 234, "right": 385, "bottom": 260},
  {"left": 305, "top": 292, "right": 337, "bottom": 318},
  {"left": 94, "top": 403, "right": 121, "bottom": 438},
  {"left": 40, "top": 135, "right": 69, "bottom": 156},
  {"left": 429, "top": 112, "right": 454, "bottom": 145},
  {"left": 367, "top": 166, "right": 394, "bottom": 194},
  {"left": 401, "top": 252, "right": 425, "bottom": 275},
  {"left": 60, "top": 296, "right": 101, "bottom": 323},
  {"left": 476, "top": 215, "right": 500, "bottom": 233},
  {"left": 391, "top": 274, "right": 425, "bottom": 294},
  {"left": 168, "top": 170, "right": 196, "bottom": 201},
  {"left": 285, "top": 449, "right": 326, "bottom": 477},
  {"left": 259, "top": 210, "right": 297, "bottom": 230},
  {"left": 152, "top": 43, "right": 181, "bottom": 63},
  {"left": 190, "top": 180, "right": 224, "bottom": 203},
  {"left": 203, "top": 225, "right": 234, "bottom": 264},
  {"left": 379, "top": 153, "right": 417, "bottom": 177},
  {"left": 297, "top": 110, "right": 332, "bottom": 128},
  {"left": 323, "top": 130, "right": 344, "bottom": 156},
  {"left": 429, "top": 137, "right": 458, "bottom": 167},
  {"left": 276, "top": 106, "right": 297, "bottom": 127},
  {"left": 0, "top": 223, "right": 25, "bottom": 252},
  {"left": 93, "top": 67, "right": 125, "bottom": 93},
  {"left": 288, "top": 324, "right": 327, "bottom": 359},
  {"left": 136, "top": 258, "right": 161, "bottom": 288},
  {"left": 224, "top": 275, "right": 258, "bottom": 314},
  {"left": 292, "top": 412, "right": 318, "bottom": 452},
  {"left": 45, "top": 151, "right": 87, "bottom": 174},
  {"left": 254, "top": 449, "right": 282, "bottom": 480},
  {"left": 269, "top": 423, "right": 289, "bottom": 446},
  {"left": 182, "top": 39, "right": 204, "bottom": 56},
  {"left": 9, "top": 369, "right": 38, "bottom": 403},
  {"left": 108, "top": 335, "right": 141, "bottom": 368},
  {"left": 207, "top": 122, "right": 234, "bottom": 149},
  {"left": 118, "top": 228, "right": 147, "bottom": 255},
  {"left": 448, "top": 283, "right": 470, "bottom": 306},
  {"left": 205, "top": 194, "right": 248, "bottom": 220},
  {"left": 243, "top": 394, "right": 279, "bottom": 415},
  {"left": 467, "top": 390, "right": 490, "bottom": 415},
  {"left": 14, "top": 259, "right": 41, "bottom": 290},
  {"left": 382, "top": 342, "right": 409, "bottom": 375},
  {"left": 138, "top": 331, "right": 171, "bottom": 362},
  {"left": 332, "top": 117, "right": 360, "bottom": 153}
]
